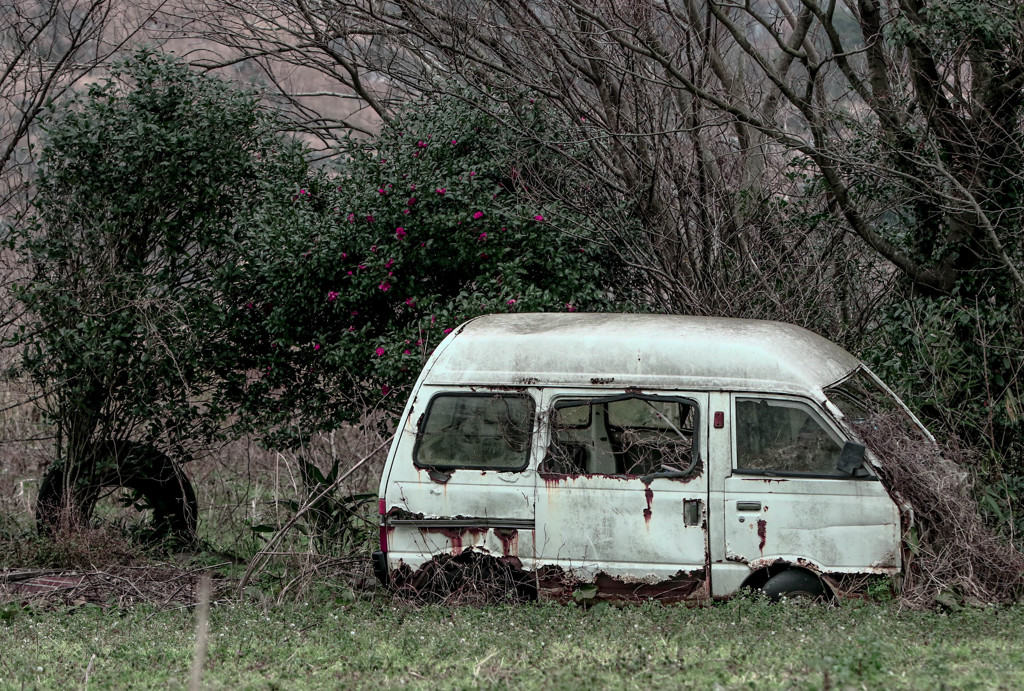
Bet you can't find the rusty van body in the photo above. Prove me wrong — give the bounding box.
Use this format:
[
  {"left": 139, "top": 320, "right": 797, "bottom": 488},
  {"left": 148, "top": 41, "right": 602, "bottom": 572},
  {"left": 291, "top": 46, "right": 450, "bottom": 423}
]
[{"left": 372, "top": 313, "right": 925, "bottom": 602}]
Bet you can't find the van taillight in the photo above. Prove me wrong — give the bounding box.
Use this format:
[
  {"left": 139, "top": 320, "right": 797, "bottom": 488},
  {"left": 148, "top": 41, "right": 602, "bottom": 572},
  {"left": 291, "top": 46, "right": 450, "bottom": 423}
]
[{"left": 378, "top": 498, "right": 387, "bottom": 552}]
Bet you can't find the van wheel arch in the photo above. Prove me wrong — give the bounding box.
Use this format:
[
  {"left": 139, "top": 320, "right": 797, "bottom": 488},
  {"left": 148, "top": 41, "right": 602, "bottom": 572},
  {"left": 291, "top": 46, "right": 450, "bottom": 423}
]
[{"left": 741, "top": 565, "right": 834, "bottom": 602}]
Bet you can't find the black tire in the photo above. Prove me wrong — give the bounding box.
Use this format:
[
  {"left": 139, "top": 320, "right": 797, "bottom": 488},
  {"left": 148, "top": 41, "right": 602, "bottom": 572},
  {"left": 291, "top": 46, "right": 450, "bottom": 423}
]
[
  {"left": 36, "top": 442, "right": 197, "bottom": 543},
  {"left": 761, "top": 569, "right": 827, "bottom": 602}
]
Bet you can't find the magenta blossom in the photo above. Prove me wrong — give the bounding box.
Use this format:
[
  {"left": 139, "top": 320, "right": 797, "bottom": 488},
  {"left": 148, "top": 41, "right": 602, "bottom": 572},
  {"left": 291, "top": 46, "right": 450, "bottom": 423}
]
[
  {"left": 375, "top": 347, "right": 385, "bottom": 356},
  {"left": 313, "top": 343, "right": 321, "bottom": 350},
  {"left": 381, "top": 384, "right": 391, "bottom": 395},
  {"left": 379, "top": 281, "right": 391, "bottom": 292},
  {"left": 534, "top": 214, "right": 544, "bottom": 221},
  {"left": 385, "top": 258, "right": 394, "bottom": 269},
  {"left": 327, "top": 291, "right": 339, "bottom": 302},
  {"left": 566, "top": 303, "right": 577, "bottom": 312},
  {"left": 478, "top": 232, "right": 487, "bottom": 241},
  {"left": 395, "top": 226, "right": 407, "bottom": 239},
  {"left": 443, "top": 328, "right": 453, "bottom": 335},
  {"left": 473, "top": 211, "right": 484, "bottom": 220},
  {"left": 405, "top": 297, "right": 415, "bottom": 307},
  {"left": 507, "top": 298, "right": 517, "bottom": 305},
  {"left": 436, "top": 188, "right": 446, "bottom": 195}
]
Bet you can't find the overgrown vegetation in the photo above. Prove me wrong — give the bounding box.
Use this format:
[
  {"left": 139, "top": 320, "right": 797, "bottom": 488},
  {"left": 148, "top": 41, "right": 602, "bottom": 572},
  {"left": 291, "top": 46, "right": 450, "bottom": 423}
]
[{"left": 857, "top": 414, "right": 1024, "bottom": 608}]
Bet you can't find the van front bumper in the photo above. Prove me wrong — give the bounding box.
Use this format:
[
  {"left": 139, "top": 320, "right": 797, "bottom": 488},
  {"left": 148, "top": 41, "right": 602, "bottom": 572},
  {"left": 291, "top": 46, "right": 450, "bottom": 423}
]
[{"left": 371, "top": 550, "right": 389, "bottom": 586}]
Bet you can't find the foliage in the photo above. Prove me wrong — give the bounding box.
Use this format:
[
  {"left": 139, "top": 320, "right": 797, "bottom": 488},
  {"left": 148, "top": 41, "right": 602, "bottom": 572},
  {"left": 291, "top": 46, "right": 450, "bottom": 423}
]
[
  {"left": 3, "top": 596, "right": 1024, "bottom": 688},
  {"left": 3, "top": 50, "right": 309, "bottom": 529},
  {"left": 231, "top": 93, "right": 620, "bottom": 445}
]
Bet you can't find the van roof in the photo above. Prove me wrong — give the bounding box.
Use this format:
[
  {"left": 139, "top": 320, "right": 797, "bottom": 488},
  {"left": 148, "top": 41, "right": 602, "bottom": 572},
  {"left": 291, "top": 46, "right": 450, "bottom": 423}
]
[{"left": 421, "top": 313, "right": 860, "bottom": 396}]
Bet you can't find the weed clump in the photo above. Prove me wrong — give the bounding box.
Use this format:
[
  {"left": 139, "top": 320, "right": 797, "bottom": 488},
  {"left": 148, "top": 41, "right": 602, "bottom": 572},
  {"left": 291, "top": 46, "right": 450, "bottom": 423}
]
[{"left": 856, "top": 413, "right": 1024, "bottom": 608}]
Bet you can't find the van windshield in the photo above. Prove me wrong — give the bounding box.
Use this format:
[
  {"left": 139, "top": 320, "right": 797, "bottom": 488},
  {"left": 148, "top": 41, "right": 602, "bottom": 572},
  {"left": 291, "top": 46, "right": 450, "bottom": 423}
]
[{"left": 825, "top": 367, "right": 931, "bottom": 441}]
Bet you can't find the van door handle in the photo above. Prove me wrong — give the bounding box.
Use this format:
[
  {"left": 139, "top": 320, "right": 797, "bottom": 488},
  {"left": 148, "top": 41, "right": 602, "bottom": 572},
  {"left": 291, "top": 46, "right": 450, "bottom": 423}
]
[{"left": 736, "top": 501, "right": 761, "bottom": 511}]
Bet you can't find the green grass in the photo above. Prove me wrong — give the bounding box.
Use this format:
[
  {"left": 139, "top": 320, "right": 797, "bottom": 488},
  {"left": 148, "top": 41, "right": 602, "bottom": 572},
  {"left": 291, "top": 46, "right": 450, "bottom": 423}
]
[{"left": 2, "top": 594, "right": 1024, "bottom": 689}]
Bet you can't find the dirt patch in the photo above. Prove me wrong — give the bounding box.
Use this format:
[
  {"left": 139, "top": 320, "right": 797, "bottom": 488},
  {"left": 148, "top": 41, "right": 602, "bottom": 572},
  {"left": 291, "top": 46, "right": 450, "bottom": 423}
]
[{"left": 0, "top": 564, "right": 234, "bottom": 609}]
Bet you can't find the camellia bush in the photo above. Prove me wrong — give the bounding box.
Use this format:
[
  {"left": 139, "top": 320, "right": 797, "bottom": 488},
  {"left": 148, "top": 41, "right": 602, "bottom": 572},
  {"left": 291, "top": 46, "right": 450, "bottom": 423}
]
[{"left": 232, "top": 93, "right": 624, "bottom": 445}]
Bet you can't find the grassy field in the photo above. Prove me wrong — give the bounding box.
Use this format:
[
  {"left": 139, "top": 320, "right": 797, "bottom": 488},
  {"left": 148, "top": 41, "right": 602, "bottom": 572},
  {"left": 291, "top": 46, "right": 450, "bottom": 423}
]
[{"left": 2, "top": 591, "right": 1023, "bottom": 689}]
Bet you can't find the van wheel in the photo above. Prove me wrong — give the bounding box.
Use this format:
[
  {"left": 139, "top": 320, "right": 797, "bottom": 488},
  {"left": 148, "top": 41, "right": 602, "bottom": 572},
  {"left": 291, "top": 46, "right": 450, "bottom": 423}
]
[{"left": 761, "top": 569, "right": 826, "bottom": 602}]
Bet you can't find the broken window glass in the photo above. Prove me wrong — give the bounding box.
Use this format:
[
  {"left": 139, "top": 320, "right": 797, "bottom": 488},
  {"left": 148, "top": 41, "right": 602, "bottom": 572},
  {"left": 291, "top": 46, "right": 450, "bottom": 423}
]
[
  {"left": 414, "top": 394, "right": 534, "bottom": 471},
  {"left": 541, "top": 396, "right": 697, "bottom": 478},
  {"left": 734, "top": 398, "right": 844, "bottom": 475},
  {"left": 826, "top": 367, "right": 931, "bottom": 441}
]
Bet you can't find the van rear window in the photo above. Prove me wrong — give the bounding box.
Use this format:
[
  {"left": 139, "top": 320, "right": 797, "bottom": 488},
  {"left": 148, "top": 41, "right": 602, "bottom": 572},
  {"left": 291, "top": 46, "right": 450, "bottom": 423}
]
[{"left": 414, "top": 394, "right": 534, "bottom": 471}]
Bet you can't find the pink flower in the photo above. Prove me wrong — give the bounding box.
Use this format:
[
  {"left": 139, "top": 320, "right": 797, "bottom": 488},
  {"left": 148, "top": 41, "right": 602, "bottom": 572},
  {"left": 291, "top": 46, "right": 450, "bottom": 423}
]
[
  {"left": 245, "top": 302, "right": 253, "bottom": 309},
  {"left": 436, "top": 188, "right": 446, "bottom": 195},
  {"left": 402, "top": 209, "right": 411, "bottom": 215},
  {"left": 450, "top": 139, "right": 457, "bottom": 145},
  {"left": 341, "top": 252, "right": 348, "bottom": 259},
  {"left": 327, "top": 291, "right": 339, "bottom": 302},
  {"left": 357, "top": 264, "right": 366, "bottom": 270},
  {"left": 405, "top": 297, "right": 415, "bottom": 307},
  {"left": 385, "top": 258, "right": 394, "bottom": 269},
  {"left": 299, "top": 189, "right": 309, "bottom": 195},
  {"left": 408, "top": 198, "right": 416, "bottom": 206},
  {"left": 507, "top": 298, "right": 517, "bottom": 305},
  {"left": 473, "top": 211, "right": 484, "bottom": 220},
  {"left": 313, "top": 343, "right": 321, "bottom": 350},
  {"left": 378, "top": 188, "right": 386, "bottom": 194},
  {"left": 347, "top": 213, "right": 355, "bottom": 223},
  {"left": 469, "top": 171, "right": 476, "bottom": 177},
  {"left": 403, "top": 349, "right": 411, "bottom": 355},
  {"left": 379, "top": 281, "right": 391, "bottom": 292},
  {"left": 395, "top": 226, "right": 407, "bottom": 239},
  {"left": 370, "top": 245, "right": 377, "bottom": 252},
  {"left": 375, "top": 347, "right": 385, "bottom": 356},
  {"left": 409, "top": 184, "right": 416, "bottom": 190},
  {"left": 351, "top": 310, "right": 359, "bottom": 316},
  {"left": 381, "top": 384, "right": 391, "bottom": 395},
  {"left": 443, "top": 328, "right": 453, "bottom": 335},
  {"left": 366, "top": 215, "right": 375, "bottom": 223},
  {"left": 478, "top": 232, "right": 487, "bottom": 241},
  {"left": 479, "top": 252, "right": 489, "bottom": 259},
  {"left": 566, "top": 303, "right": 577, "bottom": 312},
  {"left": 534, "top": 214, "right": 544, "bottom": 221}
]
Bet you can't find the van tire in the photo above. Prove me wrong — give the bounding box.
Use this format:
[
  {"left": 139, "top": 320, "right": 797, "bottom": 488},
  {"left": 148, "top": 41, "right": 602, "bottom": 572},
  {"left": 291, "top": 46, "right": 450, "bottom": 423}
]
[{"left": 761, "top": 569, "right": 826, "bottom": 601}]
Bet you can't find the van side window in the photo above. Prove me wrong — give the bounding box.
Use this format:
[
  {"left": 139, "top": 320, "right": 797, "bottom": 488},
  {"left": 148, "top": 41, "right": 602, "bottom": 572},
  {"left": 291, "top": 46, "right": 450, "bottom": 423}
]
[
  {"left": 735, "top": 398, "right": 844, "bottom": 476},
  {"left": 541, "top": 396, "right": 697, "bottom": 477},
  {"left": 414, "top": 394, "right": 534, "bottom": 471}
]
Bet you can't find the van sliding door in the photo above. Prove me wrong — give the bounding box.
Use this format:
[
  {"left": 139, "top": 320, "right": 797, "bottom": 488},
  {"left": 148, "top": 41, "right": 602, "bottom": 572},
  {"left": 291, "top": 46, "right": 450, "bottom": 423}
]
[{"left": 533, "top": 391, "right": 710, "bottom": 602}]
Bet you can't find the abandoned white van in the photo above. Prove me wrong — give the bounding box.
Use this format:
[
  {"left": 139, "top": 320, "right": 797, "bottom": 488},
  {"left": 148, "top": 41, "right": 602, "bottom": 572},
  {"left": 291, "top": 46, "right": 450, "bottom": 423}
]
[{"left": 373, "top": 313, "right": 925, "bottom": 602}]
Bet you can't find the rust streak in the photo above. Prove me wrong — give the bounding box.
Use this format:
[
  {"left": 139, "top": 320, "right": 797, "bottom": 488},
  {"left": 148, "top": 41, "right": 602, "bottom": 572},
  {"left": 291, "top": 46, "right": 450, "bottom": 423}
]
[
  {"left": 757, "top": 519, "right": 767, "bottom": 554},
  {"left": 643, "top": 487, "right": 653, "bottom": 524}
]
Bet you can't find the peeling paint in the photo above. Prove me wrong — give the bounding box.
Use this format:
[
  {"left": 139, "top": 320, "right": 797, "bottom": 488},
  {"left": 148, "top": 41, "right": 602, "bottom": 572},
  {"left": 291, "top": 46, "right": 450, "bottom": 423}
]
[
  {"left": 643, "top": 487, "right": 654, "bottom": 524},
  {"left": 757, "top": 519, "right": 767, "bottom": 553}
]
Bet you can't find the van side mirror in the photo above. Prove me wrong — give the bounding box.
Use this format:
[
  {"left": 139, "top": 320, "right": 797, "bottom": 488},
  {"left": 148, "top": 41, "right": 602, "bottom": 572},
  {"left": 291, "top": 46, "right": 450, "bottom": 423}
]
[{"left": 837, "top": 441, "right": 866, "bottom": 475}]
